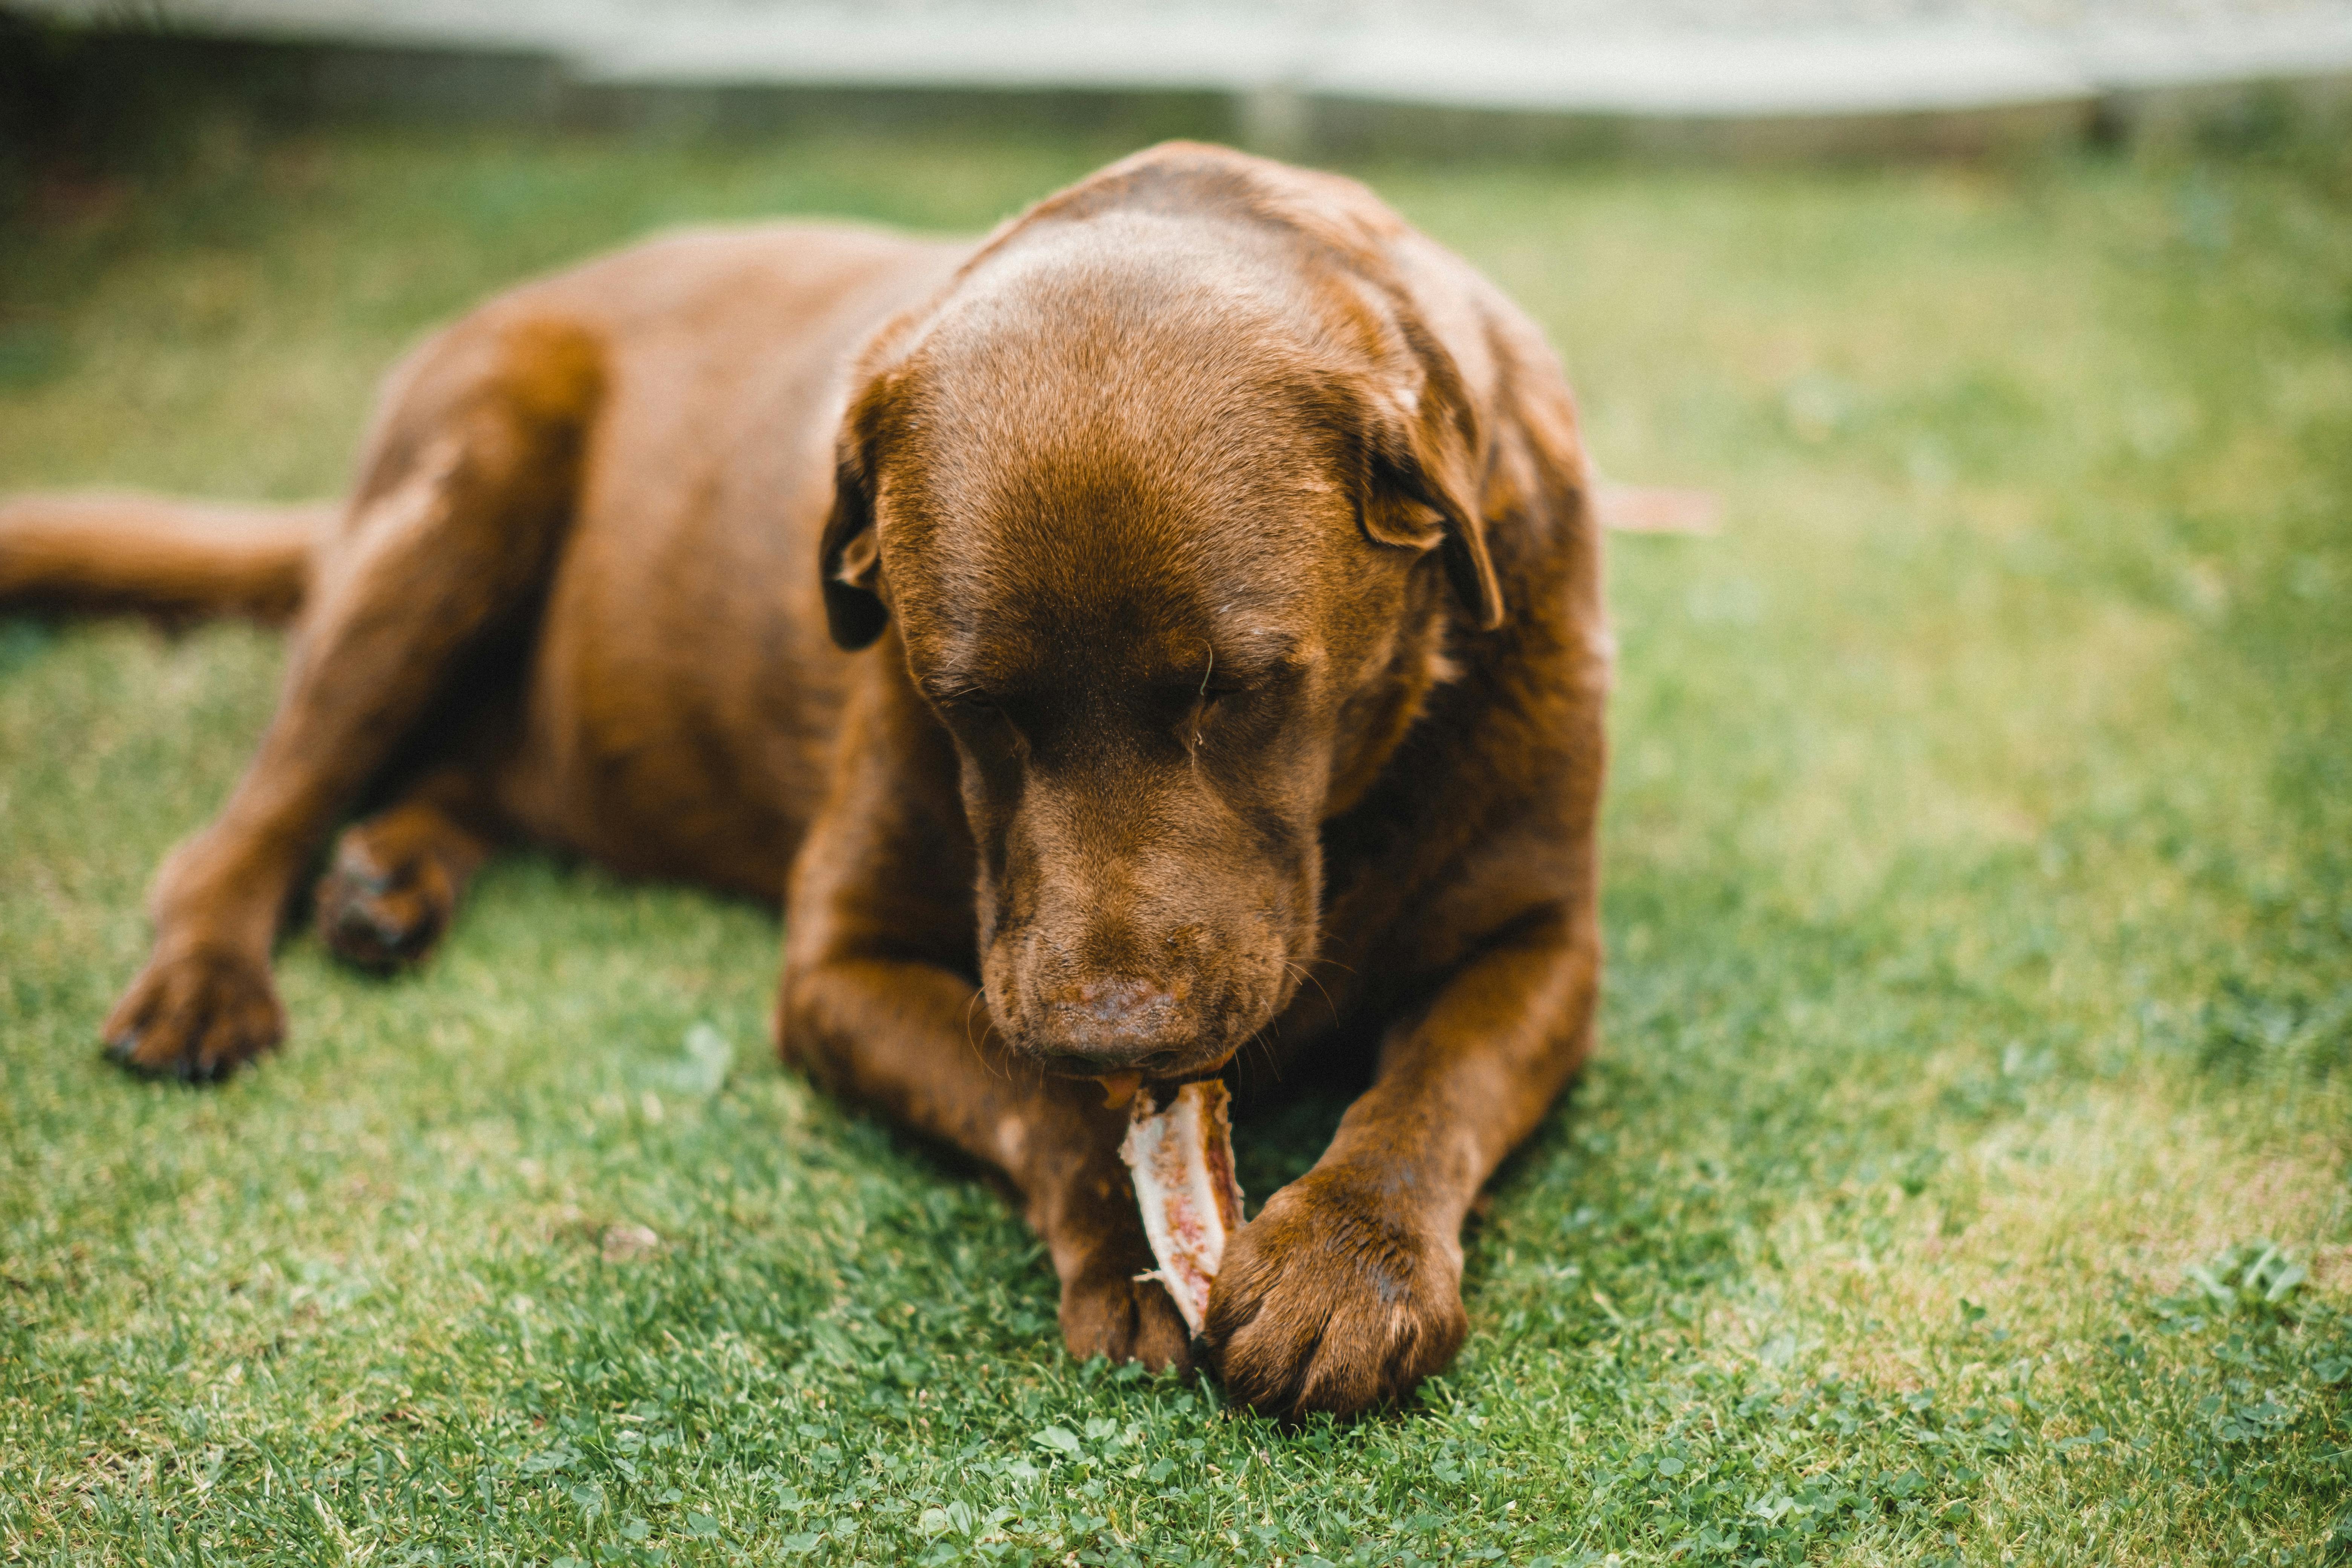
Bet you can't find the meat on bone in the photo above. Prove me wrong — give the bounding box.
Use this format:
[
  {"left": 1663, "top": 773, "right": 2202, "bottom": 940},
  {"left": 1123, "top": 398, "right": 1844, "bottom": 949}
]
[{"left": 1117, "top": 1079, "right": 1245, "bottom": 1337}]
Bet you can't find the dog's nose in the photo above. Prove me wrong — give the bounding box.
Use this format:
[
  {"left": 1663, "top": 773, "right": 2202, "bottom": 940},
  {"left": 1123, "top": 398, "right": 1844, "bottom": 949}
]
[
  {"left": 1066, "top": 975, "right": 1178, "bottom": 1033},
  {"left": 1037, "top": 975, "right": 1189, "bottom": 1064}
]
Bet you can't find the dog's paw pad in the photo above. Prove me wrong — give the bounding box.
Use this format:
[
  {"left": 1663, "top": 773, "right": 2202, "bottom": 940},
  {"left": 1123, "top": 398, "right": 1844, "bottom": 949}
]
[{"left": 315, "top": 845, "right": 453, "bottom": 971}]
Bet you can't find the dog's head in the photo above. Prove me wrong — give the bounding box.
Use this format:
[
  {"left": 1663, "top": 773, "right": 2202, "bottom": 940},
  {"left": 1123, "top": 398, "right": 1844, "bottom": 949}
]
[{"left": 818, "top": 148, "right": 1504, "bottom": 1080}]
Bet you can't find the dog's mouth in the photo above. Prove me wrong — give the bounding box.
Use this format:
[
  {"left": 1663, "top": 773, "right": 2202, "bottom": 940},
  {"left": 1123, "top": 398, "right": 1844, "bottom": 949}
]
[
  {"left": 985, "top": 941, "right": 1305, "bottom": 1086},
  {"left": 1089, "top": 1058, "right": 1236, "bottom": 1109},
  {"left": 1030, "top": 1042, "right": 1237, "bottom": 1086}
]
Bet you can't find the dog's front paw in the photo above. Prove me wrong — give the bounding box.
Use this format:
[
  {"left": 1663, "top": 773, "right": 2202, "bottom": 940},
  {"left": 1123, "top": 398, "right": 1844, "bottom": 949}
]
[
  {"left": 1059, "top": 1240, "right": 1196, "bottom": 1376},
  {"left": 101, "top": 944, "right": 284, "bottom": 1082},
  {"left": 1204, "top": 1165, "right": 1467, "bottom": 1418}
]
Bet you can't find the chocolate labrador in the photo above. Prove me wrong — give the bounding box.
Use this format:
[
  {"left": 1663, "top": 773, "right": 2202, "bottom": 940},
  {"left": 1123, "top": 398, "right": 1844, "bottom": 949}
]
[{"left": 0, "top": 143, "right": 1612, "bottom": 1417}]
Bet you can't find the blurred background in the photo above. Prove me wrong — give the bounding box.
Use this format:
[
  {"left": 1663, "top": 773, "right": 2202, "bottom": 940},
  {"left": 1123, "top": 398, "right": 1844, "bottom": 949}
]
[
  {"left": 5, "top": 0, "right": 2349, "bottom": 486},
  {"left": 8, "top": 0, "right": 2352, "bottom": 184}
]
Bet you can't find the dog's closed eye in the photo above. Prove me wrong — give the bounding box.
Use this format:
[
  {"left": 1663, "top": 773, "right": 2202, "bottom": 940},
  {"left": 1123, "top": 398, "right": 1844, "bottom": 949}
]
[
  {"left": 930, "top": 689, "right": 1031, "bottom": 756},
  {"left": 920, "top": 681, "right": 1005, "bottom": 717}
]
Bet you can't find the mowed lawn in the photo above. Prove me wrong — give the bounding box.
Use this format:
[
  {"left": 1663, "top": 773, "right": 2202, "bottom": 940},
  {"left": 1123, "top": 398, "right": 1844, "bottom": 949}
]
[{"left": 2, "top": 124, "right": 2348, "bottom": 1567}]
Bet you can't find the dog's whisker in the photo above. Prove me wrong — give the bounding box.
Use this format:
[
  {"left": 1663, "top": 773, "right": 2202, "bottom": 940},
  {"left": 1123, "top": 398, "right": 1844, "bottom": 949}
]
[
  {"left": 961, "top": 988, "right": 1018, "bottom": 1083},
  {"left": 1241, "top": 1020, "right": 1283, "bottom": 1086},
  {"left": 1282, "top": 959, "right": 1337, "bottom": 1021}
]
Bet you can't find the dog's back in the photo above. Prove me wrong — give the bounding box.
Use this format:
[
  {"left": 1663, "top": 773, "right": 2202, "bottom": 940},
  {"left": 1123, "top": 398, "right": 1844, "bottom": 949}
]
[{"left": 0, "top": 220, "right": 966, "bottom": 893}]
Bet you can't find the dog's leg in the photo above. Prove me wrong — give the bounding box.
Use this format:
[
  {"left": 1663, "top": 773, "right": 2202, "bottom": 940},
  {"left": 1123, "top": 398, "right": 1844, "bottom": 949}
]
[
  {"left": 103, "top": 318, "right": 598, "bottom": 1080},
  {"left": 1204, "top": 906, "right": 1601, "bottom": 1416},
  {"left": 313, "top": 765, "right": 501, "bottom": 972},
  {"left": 778, "top": 656, "right": 1194, "bottom": 1372}
]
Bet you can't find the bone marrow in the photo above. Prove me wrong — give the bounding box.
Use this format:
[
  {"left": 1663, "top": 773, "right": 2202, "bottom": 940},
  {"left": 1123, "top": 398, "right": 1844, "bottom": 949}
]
[{"left": 1118, "top": 1079, "right": 1245, "bottom": 1337}]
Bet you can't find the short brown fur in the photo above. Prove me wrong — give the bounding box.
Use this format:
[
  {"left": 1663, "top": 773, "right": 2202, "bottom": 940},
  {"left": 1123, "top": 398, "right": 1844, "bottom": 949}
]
[{"left": 0, "top": 145, "right": 1608, "bottom": 1418}]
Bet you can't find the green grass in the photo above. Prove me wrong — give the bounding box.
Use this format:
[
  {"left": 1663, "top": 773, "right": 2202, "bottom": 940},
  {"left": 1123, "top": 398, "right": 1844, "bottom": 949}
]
[{"left": 3, "top": 124, "right": 2350, "bottom": 1566}]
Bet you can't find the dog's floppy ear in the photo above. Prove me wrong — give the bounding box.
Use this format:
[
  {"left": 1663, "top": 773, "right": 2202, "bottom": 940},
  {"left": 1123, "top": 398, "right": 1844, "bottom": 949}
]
[
  {"left": 818, "top": 372, "right": 893, "bottom": 651},
  {"left": 1354, "top": 333, "right": 1504, "bottom": 632}
]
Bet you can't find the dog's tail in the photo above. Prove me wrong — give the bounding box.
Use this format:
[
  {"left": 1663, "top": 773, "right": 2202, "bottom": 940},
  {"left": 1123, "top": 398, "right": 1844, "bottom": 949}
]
[{"left": 0, "top": 491, "right": 331, "bottom": 624}]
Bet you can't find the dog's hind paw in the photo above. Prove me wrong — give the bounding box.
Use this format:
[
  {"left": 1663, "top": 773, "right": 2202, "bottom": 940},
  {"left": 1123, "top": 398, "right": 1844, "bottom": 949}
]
[
  {"left": 101, "top": 945, "right": 284, "bottom": 1083},
  {"left": 314, "top": 835, "right": 456, "bottom": 972}
]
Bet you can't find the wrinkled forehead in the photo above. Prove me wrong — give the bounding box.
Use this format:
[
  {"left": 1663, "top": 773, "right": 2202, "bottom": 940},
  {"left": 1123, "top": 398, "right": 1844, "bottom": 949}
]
[
  {"left": 883, "top": 432, "right": 1336, "bottom": 680},
  {"left": 873, "top": 276, "right": 1361, "bottom": 687}
]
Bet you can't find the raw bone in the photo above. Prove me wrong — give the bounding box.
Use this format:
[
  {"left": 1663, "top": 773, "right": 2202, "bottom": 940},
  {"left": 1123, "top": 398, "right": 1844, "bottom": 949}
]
[{"left": 1118, "top": 1080, "right": 1245, "bottom": 1337}]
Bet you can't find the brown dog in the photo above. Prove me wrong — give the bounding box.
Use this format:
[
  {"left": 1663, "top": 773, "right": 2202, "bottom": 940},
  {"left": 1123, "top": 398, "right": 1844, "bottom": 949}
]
[{"left": 0, "top": 143, "right": 1608, "bottom": 1418}]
